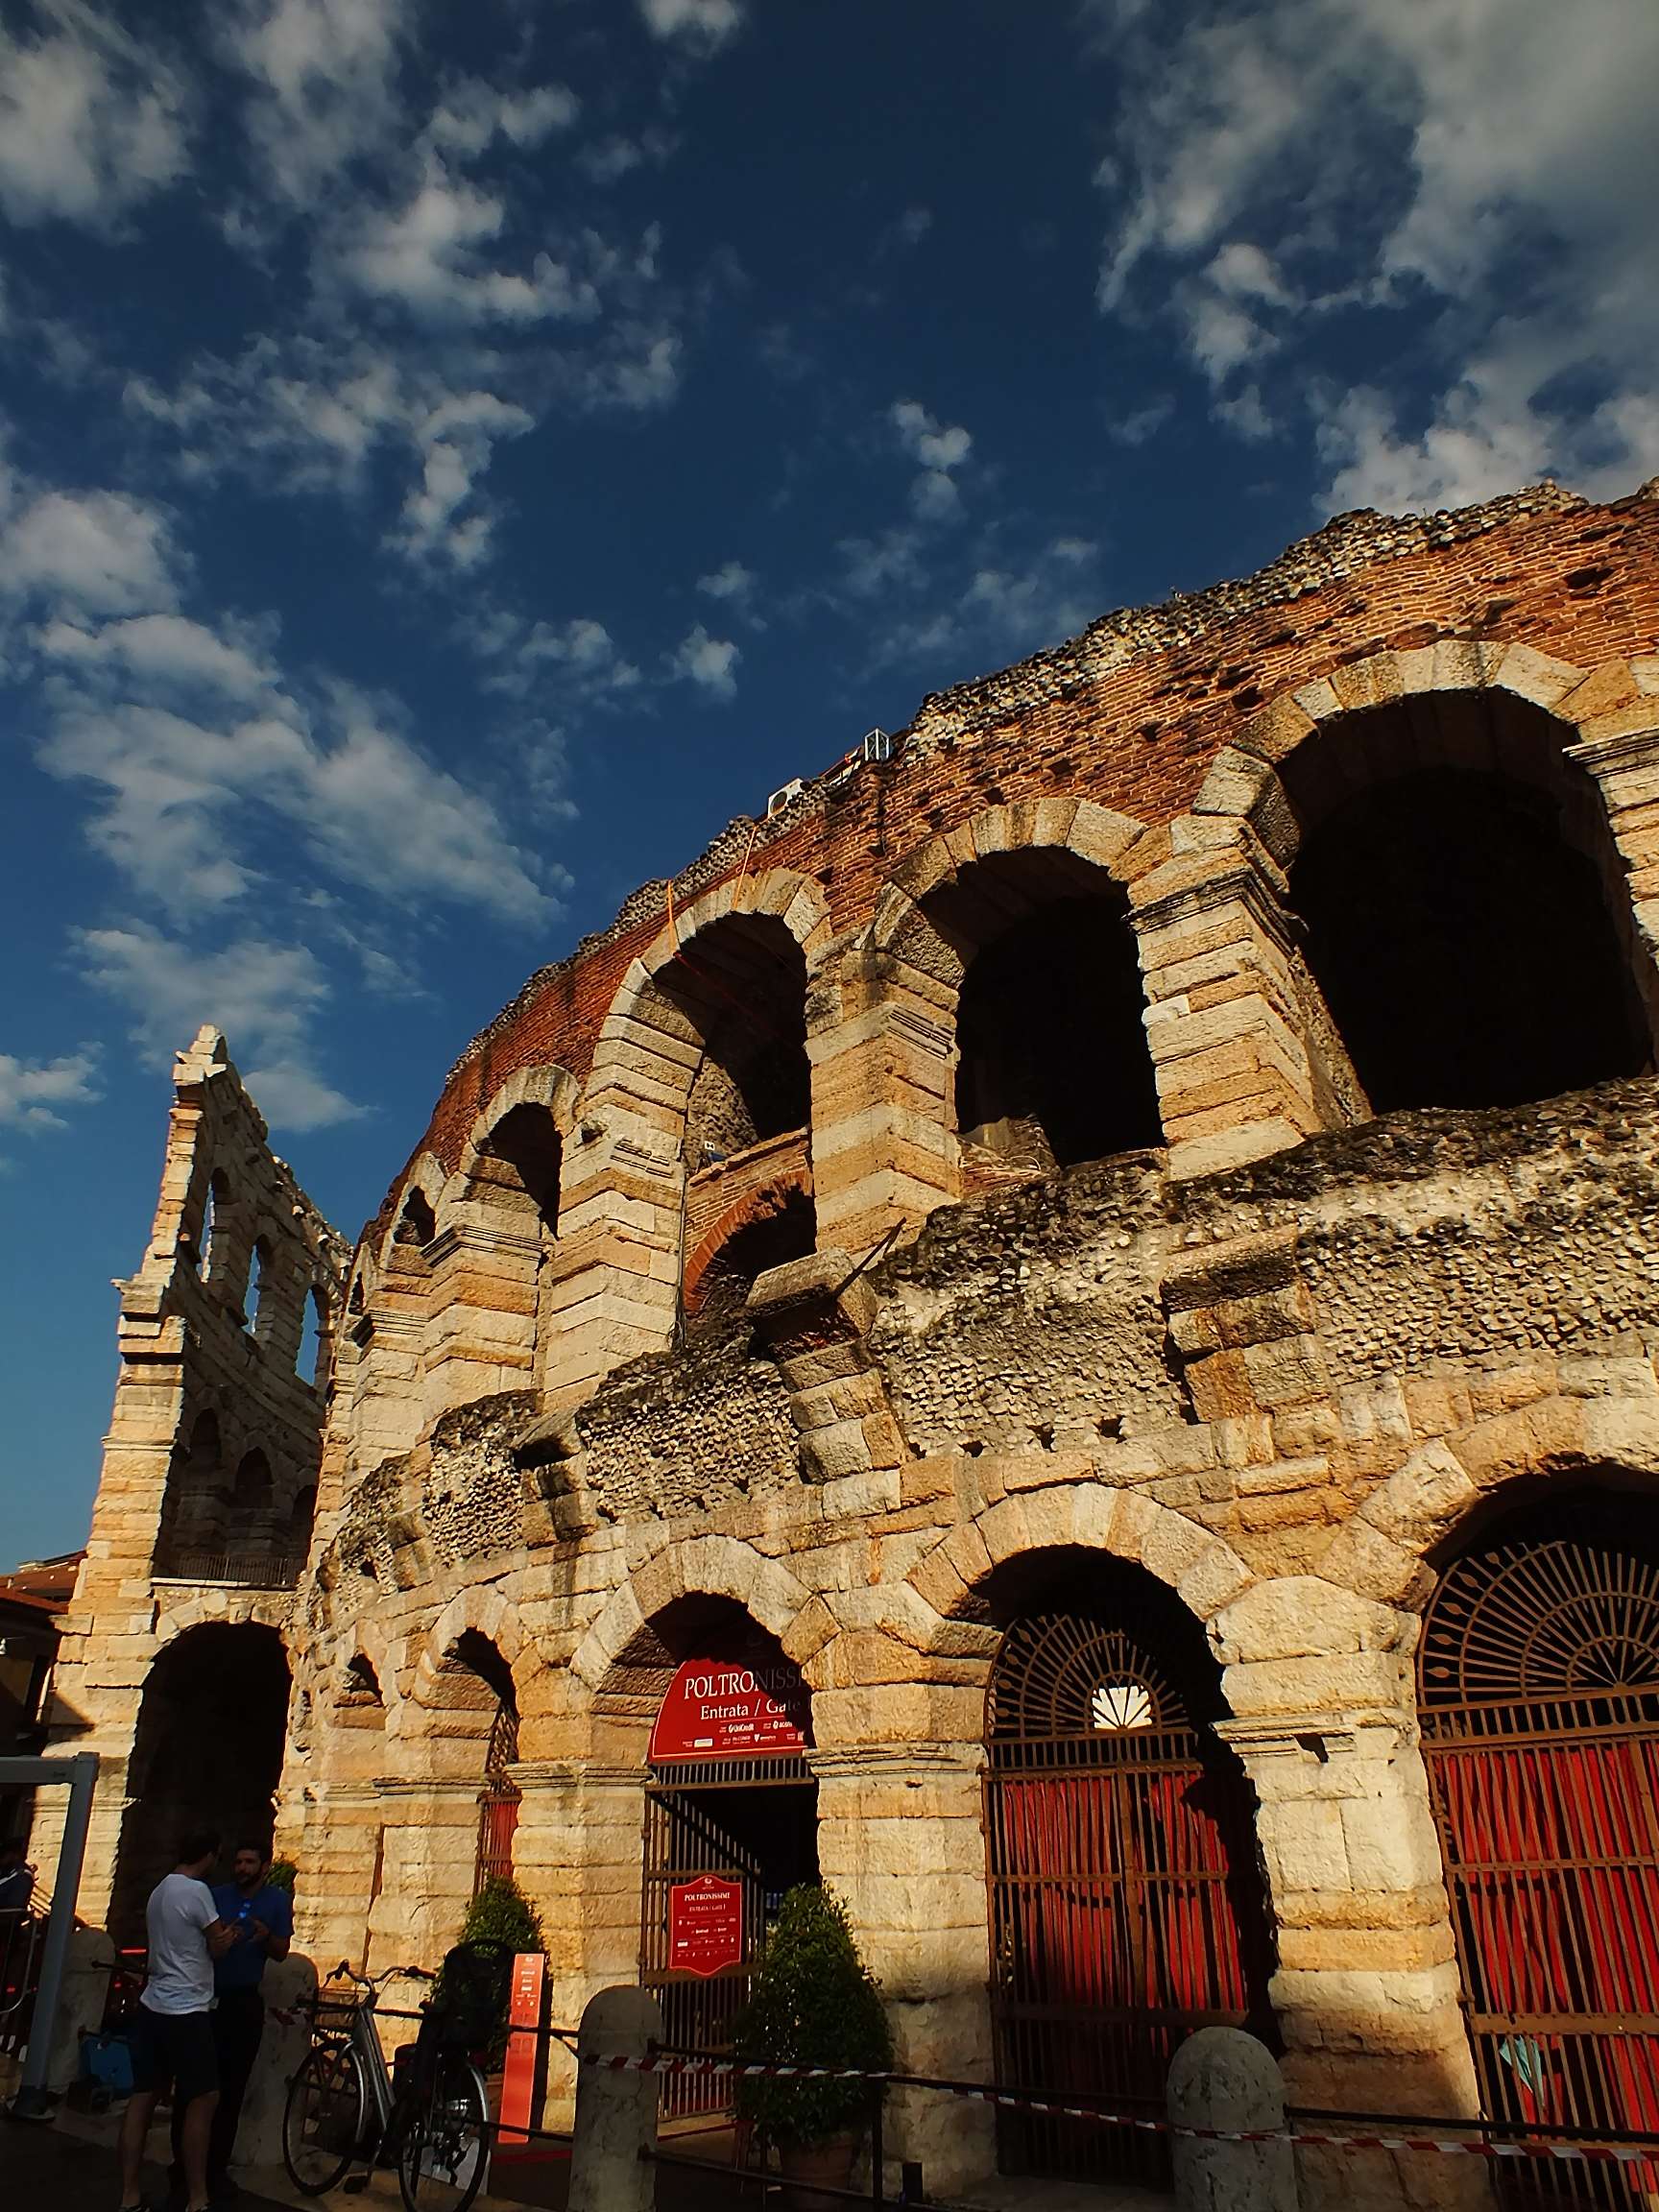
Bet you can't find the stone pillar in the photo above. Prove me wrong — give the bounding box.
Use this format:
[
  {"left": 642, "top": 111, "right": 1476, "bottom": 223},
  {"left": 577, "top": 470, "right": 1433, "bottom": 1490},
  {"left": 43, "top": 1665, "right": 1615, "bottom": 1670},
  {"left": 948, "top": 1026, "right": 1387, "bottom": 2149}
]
[
  {"left": 569, "top": 1985, "right": 661, "bottom": 2212},
  {"left": 1566, "top": 720, "right": 1659, "bottom": 1048},
  {"left": 1167, "top": 2025, "right": 1297, "bottom": 2212},
  {"left": 423, "top": 1215, "right": 541, "bottom": 1418},
  {"left": 1213, "top": 1583, "right": 1489, "bottom": 2212},
  {"left": 809, "top": 945, "right": 957, "bottom": 1256},
  {"left": 811, "top": 1736, "right": 996, "bottom": 2197},
  {"left": 233, "top": 1952, "right": 318, "bottom": 2170},
  {"left": 541, "top": 1123, "right": 684, "bottom": 1401},
  {"left": 1132, "top": 830, "right": 1339, "bottom": 1181}
]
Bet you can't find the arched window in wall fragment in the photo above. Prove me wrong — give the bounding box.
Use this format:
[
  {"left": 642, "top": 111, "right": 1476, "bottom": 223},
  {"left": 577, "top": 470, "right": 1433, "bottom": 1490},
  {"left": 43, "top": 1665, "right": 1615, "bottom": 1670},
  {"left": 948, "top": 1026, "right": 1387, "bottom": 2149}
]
[
  {"left": 926, "top": 848, "right": 1161, "bottom": 1174},
  {"left": 660, "top": 914, "right": 811, "bottom": 1167},
  {"left": 1286, "top": 695, "right": 1653, "bottom": 1115}
]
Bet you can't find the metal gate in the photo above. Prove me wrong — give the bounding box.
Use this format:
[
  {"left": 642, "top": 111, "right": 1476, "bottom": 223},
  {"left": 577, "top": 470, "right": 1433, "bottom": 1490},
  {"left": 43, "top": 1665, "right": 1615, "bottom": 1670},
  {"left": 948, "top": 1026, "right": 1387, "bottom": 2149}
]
[
  {"left": 640, "top": 1757, "right": 814, "bottom": 2121},
  {"left": 473, "top": 1702, "right": 520, "bottom": 1895},
  {"left": 984, "top": 1611, "right": 1273, "bottom": 2184},
  {"left": 1422, "top": 1529, "right": 1659, "bottom": 2208}
]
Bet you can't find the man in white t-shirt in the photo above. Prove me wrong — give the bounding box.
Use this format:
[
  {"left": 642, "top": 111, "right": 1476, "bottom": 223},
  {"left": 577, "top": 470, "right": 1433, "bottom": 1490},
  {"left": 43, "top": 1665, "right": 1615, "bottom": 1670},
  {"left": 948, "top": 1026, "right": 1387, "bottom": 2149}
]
[{"left": 118, "top": 1829, "right": 235, "bottom": 2212}]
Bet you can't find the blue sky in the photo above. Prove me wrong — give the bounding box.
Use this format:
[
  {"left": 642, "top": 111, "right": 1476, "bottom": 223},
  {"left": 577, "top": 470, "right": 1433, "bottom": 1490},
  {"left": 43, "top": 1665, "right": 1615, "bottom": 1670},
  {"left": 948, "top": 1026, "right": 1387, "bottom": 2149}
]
[{"left": 3, "top": 0, "right": 1656, "bottom": 1568}]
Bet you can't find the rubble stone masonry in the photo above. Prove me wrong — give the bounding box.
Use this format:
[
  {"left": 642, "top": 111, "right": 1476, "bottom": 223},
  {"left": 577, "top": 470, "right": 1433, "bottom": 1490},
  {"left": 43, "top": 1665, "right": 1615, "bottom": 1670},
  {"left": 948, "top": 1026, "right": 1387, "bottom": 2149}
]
[{"left": 43, "top": 479, "right": 1659, "bottom": 2209}]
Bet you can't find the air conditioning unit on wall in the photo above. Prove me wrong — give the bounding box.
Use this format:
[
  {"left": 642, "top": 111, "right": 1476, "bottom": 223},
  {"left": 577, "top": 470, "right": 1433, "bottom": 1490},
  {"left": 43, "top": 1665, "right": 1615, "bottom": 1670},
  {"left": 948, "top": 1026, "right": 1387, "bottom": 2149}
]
[{"left": 767, "top": 777, "right": 806, "bottom": 817}]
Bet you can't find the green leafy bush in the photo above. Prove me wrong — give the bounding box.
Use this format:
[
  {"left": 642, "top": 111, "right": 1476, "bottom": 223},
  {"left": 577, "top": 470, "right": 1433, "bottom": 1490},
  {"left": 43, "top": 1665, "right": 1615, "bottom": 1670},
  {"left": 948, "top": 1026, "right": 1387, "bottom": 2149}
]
[
  {"left": 456, "top": 1875, "right": 544, "bottom": 1958},
  {"left": 434, "top": 1877, "right": 545, "bottom": 2066},
  {"left": 734, "top": 1886, "right": 894, "bottom": 2149},
  {"left": 269, "top": 1859, "right": 298, "bottom": 1894}
]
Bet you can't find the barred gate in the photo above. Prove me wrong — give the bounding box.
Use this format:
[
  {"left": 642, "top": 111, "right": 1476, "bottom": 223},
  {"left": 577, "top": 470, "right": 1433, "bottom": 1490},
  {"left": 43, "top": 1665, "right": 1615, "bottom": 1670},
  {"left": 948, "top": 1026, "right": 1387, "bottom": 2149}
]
[
  {"left": 984, "top": 1611, "right": 1273, "bottom": 2186},
  {"left": 1422, "top": 1529, "right": 1659, "bottom": 2211}
]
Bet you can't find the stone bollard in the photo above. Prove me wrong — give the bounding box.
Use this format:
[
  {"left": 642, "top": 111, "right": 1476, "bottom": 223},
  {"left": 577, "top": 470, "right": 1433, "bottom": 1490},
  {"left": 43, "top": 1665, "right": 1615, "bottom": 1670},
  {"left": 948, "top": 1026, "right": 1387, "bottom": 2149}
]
[
  {"left": 569, "top": 1986, "right": 662, "bottom": 2212},
  {"left": 44, "top": 1925, "right": 116, "bottom": 2091},
  {"left": 1167, "top": 2027, "right": 1298, "bottom": 2212},
  {"left": 232, "top": 1954, "right": 318, "bottom": 2172}
]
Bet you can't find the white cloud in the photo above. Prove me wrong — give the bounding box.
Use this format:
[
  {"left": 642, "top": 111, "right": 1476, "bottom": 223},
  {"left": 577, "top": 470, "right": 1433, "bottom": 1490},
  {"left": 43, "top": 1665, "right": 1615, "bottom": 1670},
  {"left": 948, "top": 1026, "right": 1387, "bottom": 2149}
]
[
  {"left": 36, "top": 612, "right": 276, "bottom": 698},
  {"left": 0, "top": 1, "right": 187, "bottom": 228},
  {"left": 697, "top": 561, "right": 756, "bottom": 606},
  {"left": 426, "top": 78, "right": 578, "bottom": 157},
  {"left": 224, "top": 0, "right": 407, "bottom": 211},
  {"left": 1089, "top": 0, "right": 1659, "bottom": 502},
  {"left": 890, "top": 398, "right": 973, "bottom": 519},
  {"left": 392, "top": 390, "right": 534, "bottom": 567},
  {"left": 75, "top": 923, "right": 362, "bottom": 1130},
  {"left": 0, "top": 487, "right": 179, "bottom": 615},
  {"left": 671, "top": 625, "right": 739, "bottom": 701},
  {"left": 0, "top": 1046, "right": 102, "bottom": 1131},
  {"left": 638, "top": 0, "right": 744, "bottom": 50},
  {"left": 339, "top": 156, "right": 602, "bottom": 325}
]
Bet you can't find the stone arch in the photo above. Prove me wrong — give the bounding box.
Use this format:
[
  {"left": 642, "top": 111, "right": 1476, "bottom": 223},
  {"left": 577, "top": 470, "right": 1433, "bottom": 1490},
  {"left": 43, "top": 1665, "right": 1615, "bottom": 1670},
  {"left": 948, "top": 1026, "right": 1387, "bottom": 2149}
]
[
  {"left": 551, "top": 871, "right": 832, "bottom": 1392},
  {"left": 410, "top": 1583, "right": 530, "bottom": 1707},
  {"left": 1193, "top": 639, "right": 1659, "bottom": 1094},
  {"left": 379, "top": 1153, "right": 448, "bottom": 1272},
  {"left": 907, "top": 1478, "right": 1254, "bottom": 1645},
  {"left": 571, "top": 1535, "right": 827, "bottom": 1695},
  {"left": 682, "top": 1169, "right": 815, "bottom": 1318},
  {"left": 458, "top": 1063, "right": 580, "bottom": 1214},
  {"left": 1322, "top": 1383, "right": 1659, "bottom": 1614},
  {"left": 862, "top": 801, "right": 1161, "bottom": 1191}
]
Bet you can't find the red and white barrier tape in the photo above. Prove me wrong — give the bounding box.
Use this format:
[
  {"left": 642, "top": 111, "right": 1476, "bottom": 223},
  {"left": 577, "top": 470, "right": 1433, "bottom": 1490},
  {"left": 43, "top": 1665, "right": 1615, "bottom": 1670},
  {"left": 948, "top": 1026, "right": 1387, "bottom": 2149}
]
[{"left": 582, "top": 2055, "right": 1659, "bottom": 2163}]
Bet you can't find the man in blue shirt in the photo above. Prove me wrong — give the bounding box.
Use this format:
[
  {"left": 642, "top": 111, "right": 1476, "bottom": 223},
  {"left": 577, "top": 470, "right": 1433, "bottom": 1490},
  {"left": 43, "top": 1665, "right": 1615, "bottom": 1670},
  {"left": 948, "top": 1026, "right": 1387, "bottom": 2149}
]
[{"left": 170, "top": 1839, "right": 292, "bottom": 2205}]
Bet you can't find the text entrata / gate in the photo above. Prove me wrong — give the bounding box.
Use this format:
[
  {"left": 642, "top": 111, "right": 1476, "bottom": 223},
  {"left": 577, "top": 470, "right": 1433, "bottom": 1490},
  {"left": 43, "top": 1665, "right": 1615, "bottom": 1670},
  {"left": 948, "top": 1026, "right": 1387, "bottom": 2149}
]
[
  {"left": 639, "top": 1654, "right": 818, "bottom": 2121},
  {"left": 1421, "top": 1530, "right": 1659, "bottom": 2210},
  {"left": 984, "top": 1611, "right": 1272, "bottom": 2185}
]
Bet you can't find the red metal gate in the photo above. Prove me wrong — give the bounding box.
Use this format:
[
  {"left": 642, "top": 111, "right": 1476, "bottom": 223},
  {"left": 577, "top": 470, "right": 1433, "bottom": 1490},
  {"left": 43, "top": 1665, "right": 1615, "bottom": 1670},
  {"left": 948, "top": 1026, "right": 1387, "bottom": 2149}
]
[
  {"left": 474, "top": 1701, "right": 520, "bottom": 1894},
  {"left": 1421, "top": 1529, "right": 1659, "bottom": 2209},
  {"left": 984, "top": 1611, "right": 1274, "bottom": 2185}
]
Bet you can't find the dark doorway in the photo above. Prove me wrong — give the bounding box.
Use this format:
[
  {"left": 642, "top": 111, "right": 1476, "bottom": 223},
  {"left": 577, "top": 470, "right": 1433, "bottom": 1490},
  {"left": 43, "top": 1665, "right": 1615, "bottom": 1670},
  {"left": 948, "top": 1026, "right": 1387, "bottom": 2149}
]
[
  {"left": 982, "top": 1556, "right": 1274, "bottom": 2186},
  {"left": 112, "top": 1623, "right": 290, "bottom": 1942},
  {"left": 1290, "top": 746, "right": 1650, "bottom": 1114}
]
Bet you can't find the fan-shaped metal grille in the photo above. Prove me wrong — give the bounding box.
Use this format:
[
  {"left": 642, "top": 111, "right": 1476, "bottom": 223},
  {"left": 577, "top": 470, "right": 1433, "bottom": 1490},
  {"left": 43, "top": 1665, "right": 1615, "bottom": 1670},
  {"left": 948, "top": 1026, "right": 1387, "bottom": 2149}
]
[
  {"left": 1421, "top": 1537, "right": 1659, "bottom": 1721},
  {"left": 988, "top": 1612, "right": 1186, "bottom": 1750}
]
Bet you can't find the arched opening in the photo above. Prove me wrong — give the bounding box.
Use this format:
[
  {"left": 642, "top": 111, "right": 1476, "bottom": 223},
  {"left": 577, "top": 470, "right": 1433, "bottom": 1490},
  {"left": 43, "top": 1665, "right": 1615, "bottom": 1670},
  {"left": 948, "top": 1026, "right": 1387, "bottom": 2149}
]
[
  {"left": 428, "top": 1630, "right": 520, "bottom": 1898},
  {"left": 609, "top": 1596, "right": 818, "bottom": 2118},
  {"left": 298, "top": 1285, "right": 325, "bottom": 1384},
  {"left": 243, "top": 1238, "right": 274, "bottom": 1334},
  {"left": 111, "top": 1623, "right": 291, "bottom": 1942},
  {"left": 343, "top": 1653, "right": 383, "bottom": 1709},
  {"left": 1287, "top": 698, "right": 1652, "bottom": 1114},
  {"left": 1421, "top": 1484, "right": 1659, "bottom": 2195},
  {"left": 657, "top": 915, "right": 811, "bottom": 1167},
  {"left": 394, "top": 1189, "right": 435, "bottom": 1256},
  {"left": 472, "top": 1102, "right": 562, "bottom": 1235},
  {"left": 923, "top": 850, "right": 1160, "bottom": 1173},
  {"left": 981, "top": 1551, "right": 1273, "bottom": 2185},
  {"left": 154, "top": 1410, "right": 227, "bottom": 1572},
  {"left": 684, "top": 1187, "right": 816, "bottom": 1331}
]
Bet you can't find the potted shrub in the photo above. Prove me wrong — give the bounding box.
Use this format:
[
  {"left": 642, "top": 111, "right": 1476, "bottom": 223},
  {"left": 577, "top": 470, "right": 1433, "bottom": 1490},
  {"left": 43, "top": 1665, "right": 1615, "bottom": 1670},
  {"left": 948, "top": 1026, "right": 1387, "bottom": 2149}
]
[
  {"left": 438, "top": 1876, "right": 545, "bottom": 2068},
  {"left": 734, "top": 1886, "right": 895, "bottom": 2207}
]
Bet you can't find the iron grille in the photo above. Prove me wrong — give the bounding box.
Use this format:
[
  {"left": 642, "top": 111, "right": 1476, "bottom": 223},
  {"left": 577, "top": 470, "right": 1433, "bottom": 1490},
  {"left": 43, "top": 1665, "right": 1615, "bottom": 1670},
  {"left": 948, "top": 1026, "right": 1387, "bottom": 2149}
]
[
  {"left": 474, "top": 1702, "right": 521, "bottom": 1895},
  {"left": 984, "top": 1611, "right": 1273, "bottom": 2187},
  {"left": 1422, "top": 1534, "right": 1659, "bottom": 2211}
]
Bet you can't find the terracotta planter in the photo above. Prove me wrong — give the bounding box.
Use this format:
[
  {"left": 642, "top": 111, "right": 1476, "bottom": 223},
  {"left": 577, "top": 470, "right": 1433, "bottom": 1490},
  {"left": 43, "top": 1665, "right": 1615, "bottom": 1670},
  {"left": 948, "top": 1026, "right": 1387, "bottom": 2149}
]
[{"left": 778, "top": 2130, "right": 859, "bottom": 2212}]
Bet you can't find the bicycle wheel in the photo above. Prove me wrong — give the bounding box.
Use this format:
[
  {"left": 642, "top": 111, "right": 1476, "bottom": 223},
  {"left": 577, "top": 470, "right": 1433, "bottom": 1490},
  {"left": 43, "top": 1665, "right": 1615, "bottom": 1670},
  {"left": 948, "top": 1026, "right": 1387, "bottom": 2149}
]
[
  {"left": 284, "top": 2041, "right": 369, "bottom": 2195},
  {"left": 397, "top": 2051, "right": 489, "bottom": 2212}
]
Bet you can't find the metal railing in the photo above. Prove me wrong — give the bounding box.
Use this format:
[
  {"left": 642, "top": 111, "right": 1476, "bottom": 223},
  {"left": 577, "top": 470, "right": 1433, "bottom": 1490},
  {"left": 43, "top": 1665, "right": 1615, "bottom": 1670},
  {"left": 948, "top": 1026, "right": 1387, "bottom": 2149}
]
[{"left": 151, "top": 1550, "right": 302, "bottom": 1588}]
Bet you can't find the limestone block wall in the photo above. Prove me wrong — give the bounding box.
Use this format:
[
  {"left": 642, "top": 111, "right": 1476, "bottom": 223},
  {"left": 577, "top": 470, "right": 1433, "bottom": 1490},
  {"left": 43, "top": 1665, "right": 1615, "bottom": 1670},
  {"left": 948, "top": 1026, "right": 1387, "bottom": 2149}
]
[
  {"left": 55, "top": 481, "right": 1659, "bottom": 2212},
  {"left": 42, "top": 1029, "right": 345, "bottom": 1927}
]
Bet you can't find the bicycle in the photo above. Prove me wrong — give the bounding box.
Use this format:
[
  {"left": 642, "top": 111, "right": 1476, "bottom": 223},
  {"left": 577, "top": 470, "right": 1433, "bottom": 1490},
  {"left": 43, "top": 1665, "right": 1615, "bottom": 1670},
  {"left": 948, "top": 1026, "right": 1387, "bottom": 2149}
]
[{"left": 281, "top": 1956, "right": 493, "bottom": 2212}]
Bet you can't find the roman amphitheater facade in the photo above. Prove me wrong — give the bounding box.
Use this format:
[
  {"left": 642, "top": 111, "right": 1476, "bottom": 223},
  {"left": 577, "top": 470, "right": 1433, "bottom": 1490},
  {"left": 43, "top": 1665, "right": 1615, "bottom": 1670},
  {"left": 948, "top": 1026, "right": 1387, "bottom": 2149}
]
[{"left": 42, "top": 479, "right": 1659, "bottom": 2205}]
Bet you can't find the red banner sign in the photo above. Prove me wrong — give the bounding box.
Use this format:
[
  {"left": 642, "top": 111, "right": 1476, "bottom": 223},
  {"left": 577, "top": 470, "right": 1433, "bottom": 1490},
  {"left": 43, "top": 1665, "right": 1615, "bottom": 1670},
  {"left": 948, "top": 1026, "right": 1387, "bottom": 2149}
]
[
  {"left": 648, "top": 1656, "right": 810, "bottom": 1762},
  {"left": 669, "top": 1876, "right": 744, "bottom": 1978},
  {"left": 498, "top": 1953, "right": 545, "bottom": 2149}
]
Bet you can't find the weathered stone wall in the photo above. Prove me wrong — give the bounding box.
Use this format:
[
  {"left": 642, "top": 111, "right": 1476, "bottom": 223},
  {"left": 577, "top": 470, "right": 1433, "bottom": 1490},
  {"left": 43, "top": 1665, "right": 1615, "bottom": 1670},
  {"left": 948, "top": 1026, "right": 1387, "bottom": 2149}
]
[{"left": 52, "top": 482, "right": 1659, "bottom": 2211}]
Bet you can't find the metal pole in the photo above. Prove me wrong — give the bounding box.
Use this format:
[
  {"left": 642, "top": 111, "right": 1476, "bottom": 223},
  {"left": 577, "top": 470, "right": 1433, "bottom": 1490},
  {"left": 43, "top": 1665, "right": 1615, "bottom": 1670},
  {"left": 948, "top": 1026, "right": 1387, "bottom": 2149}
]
[{"left": 10, "top": 1750, "right": 100, "bottom": 2120}]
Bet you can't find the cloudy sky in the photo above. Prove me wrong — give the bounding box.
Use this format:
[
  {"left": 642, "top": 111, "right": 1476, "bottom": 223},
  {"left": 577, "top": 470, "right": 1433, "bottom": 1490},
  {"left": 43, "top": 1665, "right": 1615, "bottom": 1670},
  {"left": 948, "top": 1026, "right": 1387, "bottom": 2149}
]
[{"left": 3, "top": 0, "right": 1656, "bottom": 1564}]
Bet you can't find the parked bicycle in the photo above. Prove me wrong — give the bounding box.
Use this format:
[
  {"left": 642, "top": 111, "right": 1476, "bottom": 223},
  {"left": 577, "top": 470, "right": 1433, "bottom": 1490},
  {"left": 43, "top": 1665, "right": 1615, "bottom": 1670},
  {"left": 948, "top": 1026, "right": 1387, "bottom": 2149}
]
[{"left": 282, "top": 1944, "right": 510, "bottom": 2212}]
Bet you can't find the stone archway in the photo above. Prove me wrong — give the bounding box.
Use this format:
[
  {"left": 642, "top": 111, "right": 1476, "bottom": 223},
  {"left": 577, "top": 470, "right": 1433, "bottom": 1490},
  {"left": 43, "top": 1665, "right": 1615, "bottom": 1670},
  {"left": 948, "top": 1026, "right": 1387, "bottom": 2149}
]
[{"left": 110, "top": 1621, "right": 290, "bottom": 1941}]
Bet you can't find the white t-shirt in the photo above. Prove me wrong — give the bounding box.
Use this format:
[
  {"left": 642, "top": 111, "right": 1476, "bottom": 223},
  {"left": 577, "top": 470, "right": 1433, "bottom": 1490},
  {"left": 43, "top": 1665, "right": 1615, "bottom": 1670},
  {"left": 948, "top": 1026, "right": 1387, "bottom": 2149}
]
[{"left": 141, "top": 1871, "right": 218, "bottom": 2015}]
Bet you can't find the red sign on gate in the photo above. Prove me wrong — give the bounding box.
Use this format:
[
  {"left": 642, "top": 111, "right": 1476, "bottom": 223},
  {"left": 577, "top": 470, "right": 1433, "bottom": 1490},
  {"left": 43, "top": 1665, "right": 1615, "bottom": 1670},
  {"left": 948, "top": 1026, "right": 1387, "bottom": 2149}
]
[
  {"left": 669, "top": 1876, "right": 744, "bottom": 1978},
  {"left": 648, "top": 1656, "right": 810, "bottom": 1762}
]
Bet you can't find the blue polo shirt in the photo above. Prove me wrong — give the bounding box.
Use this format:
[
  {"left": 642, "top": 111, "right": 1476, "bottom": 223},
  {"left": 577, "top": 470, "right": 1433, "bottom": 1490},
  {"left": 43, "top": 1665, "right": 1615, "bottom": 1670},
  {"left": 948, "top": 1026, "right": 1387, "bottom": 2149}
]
[{"left": 211, "top": 1882, "right": 293, "bottom": 1993}]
